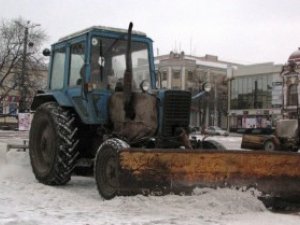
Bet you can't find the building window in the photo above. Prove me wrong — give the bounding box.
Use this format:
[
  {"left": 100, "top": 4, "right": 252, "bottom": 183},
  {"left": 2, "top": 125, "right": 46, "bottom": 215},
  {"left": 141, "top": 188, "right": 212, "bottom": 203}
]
[
  {"left": 288, "top": 84, "right": 298, "bottom": 106},
  {"left": 0, "top": 103, "right": 3, "bottom": 114},
  {"left": 187, "top": 71, "right": 193, "bottom": 81},
  {"left": 162, "top": 71, "right": 168, "bottom": 81},
  {"left": 9, "top": 102, "right": 17, "bottom": 115},
  {"left": 173, "top": 71, "right": 180, "bottom": 79}
]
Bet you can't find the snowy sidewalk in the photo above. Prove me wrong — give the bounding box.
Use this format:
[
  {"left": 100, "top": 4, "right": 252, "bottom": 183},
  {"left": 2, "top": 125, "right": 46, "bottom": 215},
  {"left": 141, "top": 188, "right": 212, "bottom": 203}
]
[{"left": 0, "top": 142, "right": 7, "bottom": 166}]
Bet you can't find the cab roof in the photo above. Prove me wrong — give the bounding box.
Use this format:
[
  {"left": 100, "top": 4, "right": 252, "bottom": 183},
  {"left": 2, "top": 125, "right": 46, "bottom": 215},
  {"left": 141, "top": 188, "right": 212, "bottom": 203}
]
[{"left": 58, "top": 25, "right": 147, "bottom": 42}]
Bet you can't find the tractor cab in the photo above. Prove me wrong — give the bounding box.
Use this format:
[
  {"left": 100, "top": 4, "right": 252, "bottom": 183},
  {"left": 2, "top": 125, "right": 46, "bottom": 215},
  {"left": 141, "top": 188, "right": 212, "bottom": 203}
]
[{"left": 35, "top": 26, "right": 155, "bottom": 125}]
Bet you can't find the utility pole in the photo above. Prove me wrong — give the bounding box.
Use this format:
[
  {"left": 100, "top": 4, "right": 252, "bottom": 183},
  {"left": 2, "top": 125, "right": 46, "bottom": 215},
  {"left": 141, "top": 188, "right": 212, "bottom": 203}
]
[
  {"left": 17, "top": 21, "right": 40, "bottom": 113},
  {"left": 19, "top": 21, "right": 29, "bottom": 113},
  {"left": 196, "top": 68, "right": 210, "bottom": 128}
]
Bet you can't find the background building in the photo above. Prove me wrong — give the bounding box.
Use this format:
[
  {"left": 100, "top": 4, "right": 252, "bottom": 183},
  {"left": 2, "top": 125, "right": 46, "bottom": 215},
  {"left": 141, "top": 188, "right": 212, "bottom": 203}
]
[
  {"left": 281, "top": 47, "right": 300, "bottom": 119},
  {"left": 0, "top": 67, "right": 47, "bottom": 126},
  {"left": 228, "top": 62, "right": 283, "bottom": 130},
  {"left": 155, "top": 51, "right": 239, "bottom": 129}
]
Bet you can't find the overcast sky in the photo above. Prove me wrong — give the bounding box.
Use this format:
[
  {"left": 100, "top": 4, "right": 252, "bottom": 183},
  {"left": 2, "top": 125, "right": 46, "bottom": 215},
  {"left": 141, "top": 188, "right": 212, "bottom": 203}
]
[{"left": 1, "top": 0, "right": 300, "bottom": 64}]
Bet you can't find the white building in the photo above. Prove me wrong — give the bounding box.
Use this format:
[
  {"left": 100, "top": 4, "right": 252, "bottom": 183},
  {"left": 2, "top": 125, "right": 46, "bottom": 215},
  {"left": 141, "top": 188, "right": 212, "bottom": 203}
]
[{"left": 155, "top": 52, "right": 239, "bottom": 129}]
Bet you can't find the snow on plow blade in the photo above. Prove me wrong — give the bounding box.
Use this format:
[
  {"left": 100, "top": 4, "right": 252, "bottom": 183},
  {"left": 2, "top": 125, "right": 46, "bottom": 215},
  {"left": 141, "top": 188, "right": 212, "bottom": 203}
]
[{"left": 117, "top": 149, "right": 300, "bottom": 201}]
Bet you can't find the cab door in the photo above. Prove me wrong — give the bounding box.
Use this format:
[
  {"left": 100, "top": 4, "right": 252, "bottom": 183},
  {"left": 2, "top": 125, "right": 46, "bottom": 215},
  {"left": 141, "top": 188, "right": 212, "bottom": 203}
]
[
  {"left": 66, "top": 41, "right": 92, "bottom": 123},
  {"left": 66, "top": 38, "right": 112, "bottom": 125}
]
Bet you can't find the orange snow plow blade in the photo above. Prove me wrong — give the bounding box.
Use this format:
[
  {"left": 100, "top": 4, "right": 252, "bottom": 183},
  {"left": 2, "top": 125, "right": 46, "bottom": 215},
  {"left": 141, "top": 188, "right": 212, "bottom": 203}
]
[{"left": 117, "top": 149, "right": 300, "bottom": 201}]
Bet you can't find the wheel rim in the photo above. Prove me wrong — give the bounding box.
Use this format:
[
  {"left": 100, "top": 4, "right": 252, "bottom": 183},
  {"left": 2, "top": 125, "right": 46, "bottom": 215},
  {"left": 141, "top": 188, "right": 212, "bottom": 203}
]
[
  {"left": 40, "top": 125, "right": 53, "bottom": 168},
  {"left": 265, "top": 141, "right": 275, "bottom": 151},
  {"left": 105, "top": 158, "right": 118, "bottom": 188},
  {"left": 33, "top": 120, "right": 55, "bottom": 175},
  {"left": 98, "top": 151, "right": 118, "bottom": 198}
]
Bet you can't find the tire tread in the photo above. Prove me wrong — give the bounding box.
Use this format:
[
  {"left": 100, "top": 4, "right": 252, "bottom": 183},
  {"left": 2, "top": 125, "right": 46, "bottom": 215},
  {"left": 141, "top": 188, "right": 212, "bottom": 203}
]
[{"left": 29, "top": 102, "right": 79, "bottom": 185}]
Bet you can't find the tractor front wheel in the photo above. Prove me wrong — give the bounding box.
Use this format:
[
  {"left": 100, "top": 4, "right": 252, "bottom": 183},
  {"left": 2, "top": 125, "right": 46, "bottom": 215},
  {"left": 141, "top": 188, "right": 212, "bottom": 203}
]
[
  {"left": 264, "top": 140, "right": 276, "bottom": 151},
  {"left": 95, "top": 138, "right": 129, "bottom": 199}
]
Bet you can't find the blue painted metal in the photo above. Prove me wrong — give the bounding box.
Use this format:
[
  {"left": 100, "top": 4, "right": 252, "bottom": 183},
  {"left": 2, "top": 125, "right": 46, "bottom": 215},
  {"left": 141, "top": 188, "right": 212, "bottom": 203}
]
[
  {"left": 31, "top": 90, "right": 73, "bottom": 110},
  {"left": 191, "top": 91, "right": 207, "bottom": 100},
  {"left": 44, "top": 90, "right": 73, "bottom": 107},
  {"left": 89, "top": 90, "right": 112, "bottom": 124}
]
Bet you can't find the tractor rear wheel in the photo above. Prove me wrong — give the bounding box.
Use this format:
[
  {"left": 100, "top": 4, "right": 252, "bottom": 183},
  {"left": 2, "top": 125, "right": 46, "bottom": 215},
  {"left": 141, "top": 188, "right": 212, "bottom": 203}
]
[
  {"left": 29, "top": 102, "right": 79, "bottom": 185},
  {"left": 95, "top": 138, "right": 129, "bottom": 199}
]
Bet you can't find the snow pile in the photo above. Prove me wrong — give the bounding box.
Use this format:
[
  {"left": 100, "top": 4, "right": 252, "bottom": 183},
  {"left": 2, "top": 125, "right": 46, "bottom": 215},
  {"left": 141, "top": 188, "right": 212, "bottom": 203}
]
[
  {"left": 0, "top": 144, "right": 32, "bottom": 180},
  {"left": 1, "top": 142, "right": 300, "bottom": 225},
  {"left": 190, "top": 134, "right": 243, "bottom": 150},
  {"left": 192, "top": 187, "right": 265, "bottom": 214}
]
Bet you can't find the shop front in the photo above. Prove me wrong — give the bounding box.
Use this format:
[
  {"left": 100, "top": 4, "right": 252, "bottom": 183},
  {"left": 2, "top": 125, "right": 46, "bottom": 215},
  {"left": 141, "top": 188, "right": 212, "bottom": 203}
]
[{"left": 229, "top": 109, "right": 281, "bottom": 131}]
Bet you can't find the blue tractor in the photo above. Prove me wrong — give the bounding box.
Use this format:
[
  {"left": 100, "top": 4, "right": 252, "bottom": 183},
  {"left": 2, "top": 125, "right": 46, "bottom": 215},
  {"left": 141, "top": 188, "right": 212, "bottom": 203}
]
[
  {"left": 29, "top": 22, "right": 205, "bottom": 198},
  {"left": 29, "top": 23, "right": 300, "bottom": 202}
]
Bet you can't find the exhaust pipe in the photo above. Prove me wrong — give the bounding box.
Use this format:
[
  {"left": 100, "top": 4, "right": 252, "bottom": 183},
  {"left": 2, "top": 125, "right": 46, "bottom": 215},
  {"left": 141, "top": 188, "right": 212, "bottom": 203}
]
[{"left": 123, "top": 22, "right": 134, "bottom": 119}]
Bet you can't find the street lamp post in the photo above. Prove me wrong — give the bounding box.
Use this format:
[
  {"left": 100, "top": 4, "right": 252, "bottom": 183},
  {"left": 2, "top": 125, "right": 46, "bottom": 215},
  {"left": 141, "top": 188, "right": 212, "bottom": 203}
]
[{"left": 196, "top": 68, "right": 210, "bottom": 128}]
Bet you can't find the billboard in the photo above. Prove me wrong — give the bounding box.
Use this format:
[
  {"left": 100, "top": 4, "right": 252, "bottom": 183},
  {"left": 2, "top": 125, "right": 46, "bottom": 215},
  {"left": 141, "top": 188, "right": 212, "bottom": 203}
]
[{"left": 18, "top": 113, "right": 31, "bottom": 131}]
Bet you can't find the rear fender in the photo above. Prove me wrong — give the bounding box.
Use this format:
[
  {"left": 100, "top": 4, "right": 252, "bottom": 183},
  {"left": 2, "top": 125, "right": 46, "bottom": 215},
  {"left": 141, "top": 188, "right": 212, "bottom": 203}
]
[{"left": 31, "top": 92, "right": 73, "bottom": 111}]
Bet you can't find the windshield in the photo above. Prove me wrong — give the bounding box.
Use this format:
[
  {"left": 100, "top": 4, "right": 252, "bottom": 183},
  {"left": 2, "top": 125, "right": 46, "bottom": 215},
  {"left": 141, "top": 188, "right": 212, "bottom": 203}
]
[{"left": 90, "top": 37, "right": 150, "bottom": 91}]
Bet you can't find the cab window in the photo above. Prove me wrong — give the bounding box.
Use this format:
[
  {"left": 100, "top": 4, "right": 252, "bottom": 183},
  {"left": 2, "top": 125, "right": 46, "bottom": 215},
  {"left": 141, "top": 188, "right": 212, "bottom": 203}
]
[
  {"left": 69, "top": 42, "right": 85, "bottom": 86},
  {"left": 90, "top": 37, "right": 151, "bottom": 91},
  {"left": 50, "top": 47, "right": 66, "bottom": 89}
]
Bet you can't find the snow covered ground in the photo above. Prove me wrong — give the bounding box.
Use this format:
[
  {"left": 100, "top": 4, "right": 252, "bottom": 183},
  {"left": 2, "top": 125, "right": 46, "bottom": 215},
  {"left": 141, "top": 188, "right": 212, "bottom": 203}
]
[
  {"left": 191, "top": 134, "right": 244, "bottom": 150},
  {"left": 1, "top": 132, "right": 300, "bottom": 225}
]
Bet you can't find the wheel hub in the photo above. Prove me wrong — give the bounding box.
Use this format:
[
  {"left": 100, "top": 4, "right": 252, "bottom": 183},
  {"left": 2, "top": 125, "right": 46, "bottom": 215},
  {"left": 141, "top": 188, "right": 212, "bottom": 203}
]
[
  {"left": 265, "top": 141, "right": 275, "bottom": 151},
  {"left": 105, "top": 158, "right": 118, "bottom": 188},
  {"left": 40, "top": 126, "right": 53, "bottom": 167}
]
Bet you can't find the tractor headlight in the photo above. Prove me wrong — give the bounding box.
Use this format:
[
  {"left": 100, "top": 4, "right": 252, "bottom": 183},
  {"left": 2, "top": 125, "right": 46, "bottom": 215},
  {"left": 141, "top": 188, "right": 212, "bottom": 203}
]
[
  {"left": 140, "top": 80, "right": 150, "bottom": 92},
  {"left": 203, "top": 82, "right": 212, "bottom": 92}
]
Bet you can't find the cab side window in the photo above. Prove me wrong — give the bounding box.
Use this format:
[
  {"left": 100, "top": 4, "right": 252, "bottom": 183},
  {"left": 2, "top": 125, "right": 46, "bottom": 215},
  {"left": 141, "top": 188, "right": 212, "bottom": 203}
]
[
  {"left": 69, "top": 42, "right": 85, "bottom": 86},
  {"left": 50, "top": 47, "right": 66, "bottom": 89}
]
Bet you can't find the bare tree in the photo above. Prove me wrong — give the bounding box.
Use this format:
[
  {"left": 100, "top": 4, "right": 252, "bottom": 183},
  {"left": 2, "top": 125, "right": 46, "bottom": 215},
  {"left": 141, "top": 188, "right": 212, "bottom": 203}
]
[{"left": 0, "top": 17, "right": 47, "bottom": 113}]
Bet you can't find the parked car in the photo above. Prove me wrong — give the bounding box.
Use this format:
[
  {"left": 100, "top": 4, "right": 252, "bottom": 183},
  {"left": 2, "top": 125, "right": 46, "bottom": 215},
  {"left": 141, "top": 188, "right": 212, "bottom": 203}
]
[
  {"left": 189, "top": 126, "right": 201, "bottom": 134},
  {"left": 204, "top": 126, "right": 229, "bottom": 136},
  {"left": 241, "top": 128, "right": 277, "bottom": 151},
  {"left": 241, "top": 121, "right": 299, "bottom": 152}
]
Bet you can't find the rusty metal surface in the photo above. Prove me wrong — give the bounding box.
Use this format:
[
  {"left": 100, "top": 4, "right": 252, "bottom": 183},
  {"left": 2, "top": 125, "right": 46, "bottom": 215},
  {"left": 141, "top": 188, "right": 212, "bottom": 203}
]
[
  {"left": 118, "top": 149, "right": 300, "bottom": 199},
  {"left": 241, "top": 134, "right": 279, "bottom": 150},
  {"left": 109, "top": 93, "right": 157, "bottom": 143},
  {"left": 241, "top": 134, "right": 265, "bottom": 149}
]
